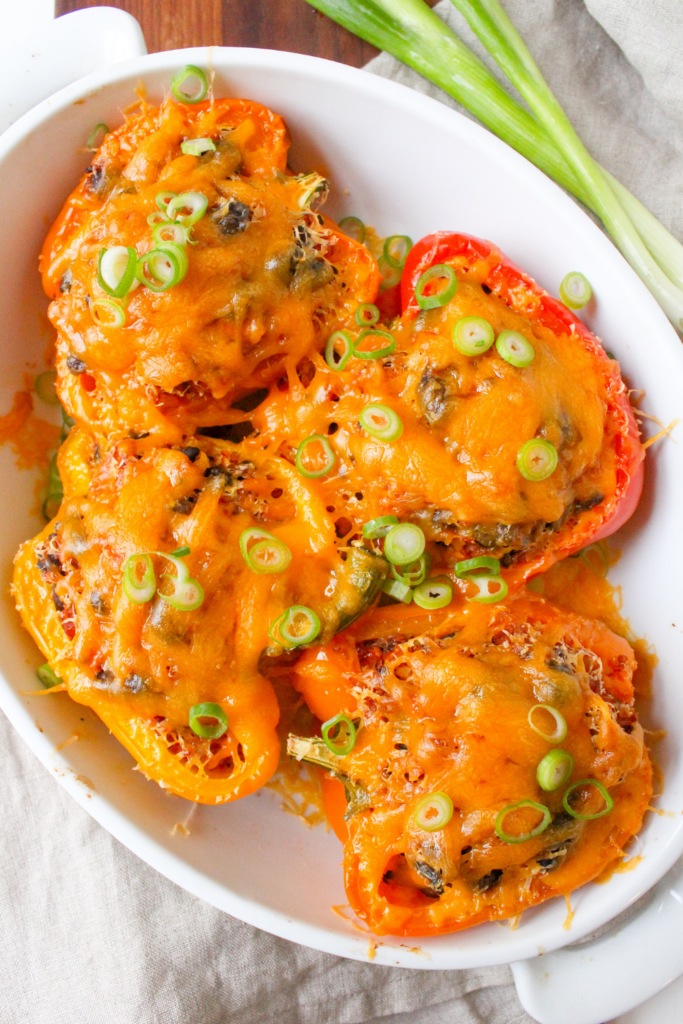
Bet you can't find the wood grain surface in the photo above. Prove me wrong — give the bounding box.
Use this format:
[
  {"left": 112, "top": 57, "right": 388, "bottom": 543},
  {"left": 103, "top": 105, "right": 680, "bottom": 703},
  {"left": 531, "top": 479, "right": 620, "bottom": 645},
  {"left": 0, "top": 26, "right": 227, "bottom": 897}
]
[{"left": 54, "top": 0, "right": 379, "bottom": 65}]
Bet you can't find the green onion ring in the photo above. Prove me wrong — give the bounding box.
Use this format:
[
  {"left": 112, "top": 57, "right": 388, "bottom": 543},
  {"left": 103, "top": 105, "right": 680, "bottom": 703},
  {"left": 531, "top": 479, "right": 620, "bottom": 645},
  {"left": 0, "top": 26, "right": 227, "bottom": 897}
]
[
  {"left": 383, "top": 235, "right": 412, "bottom": 270},
  {"left": 414, "top": 792, "right": 454, "bottom": 831},
  {"left": 537, "top": 749, "right": 574, "bottom": 792},
  {"left": 528, "top": 704, "right": 568, "bottom": 743},
  {"left": 496, "top": 329, "right": 535, "bottom": 367},
  {"left": 167, "top": 191, "right": 208, "bottom": 226},
  {"left": 295, "top": 434, "right": 336, "bottom": 478},
  {"left": 353, "top": 329, "right": 396, "bottom": 360},
  {"left": 454, "top": 555, "right": 500, "bottom": 579},
  {"left": 153, "top": 222, "right": 188, "bottom": 246},
  {"left": 156, "top": 191, "right": 178, "bottom": 213},
  {"left": 382, "top": 577, "right": 413, "bottom": 604},
  {"left": 181, "top": 137, "right": 216, "bottom": 157},
  {"left": 273, "top": 605, "right": 321, "bottom": 648},
  {"left": 495, "top": 800, "right": 551, "bottom": 843},
  {"left": 171, "top": 545, "right": 191, "bottom": 558},
  {"left": 563, "top": 778, "right": 614, "bottom": 820},
  {"left": 155, "top": 240, "right": 189, "bottom": 279},
  {"left": 415, "top": 263, "right": 457, "bottom": 310},
  {"left": 384, "top": 523, "right": 425, "bottom": 566},
  {"left": 413, "top": 575, "right": 453, "bottom": 610},
  {"left": 91, "top": 298, "right": 126, "bottom": 328},
  {"left": 321, "top": 713, "right": 357, "bottom": 756},
  {"left": 240, "top": 528, "right": 292, "bottom": 575},
  {"left": 362, "top": 515, "right": 399, "bottom": 539},
  {"left": 452, "top": 316, "right": 495, "bottom": 356},
  {"left": 136, "top": 248, "right": 184, "bottom": 293},
  {"left": 42, "top": 493, "right": 63, "bottom": 521},
  {"left": 324, "top": 329, "right": 354, "bottom": 371},
  {"left": 147, "top": 210, "right": 170, "bottom": 227},
  {"left": 122, "top": 553, "right": 156, "bottom": 604},
  {"left": 97, "top": 246, "right": 138, "bottom": 299},
  {"left": 37, "top": 664, "right": 63, "bottom": 689},
  {"left": 35, "top": 370, "right": 59, "bottom": 406},
  {"left": 391, "top": 553, "right": 430, "bottom": 587},
  {"left": 517, "top": 439, "right": 558, "bottom": 481},
  {"left": 355, "top": 303, "right": 380, "bottom": 327},
  {"left": 87, "top": 123, "right": 108, "bottom": 151},
  {"left": 359, "top": 404, "right": 403, "bottom": 442},
  {"left": 158, "top": 576, "right": 204, "bottom": 611},
  {"left": 378, "top": 258, "right": 402, "bottom": 290},
  {"left": 338, "top": 216, "right": 365, "bottom": 243},
  {"left": 559, "top": 271, "right": 593, "bottom": 310},
  {"left": 189, "top": 702, "right": 228, "bottom": 739},
  {"left": 467, "top": 575, "right": 508, "bottom": 604},
  {"left": 171, "top": 65, "right": 209, "bottom": 104}
]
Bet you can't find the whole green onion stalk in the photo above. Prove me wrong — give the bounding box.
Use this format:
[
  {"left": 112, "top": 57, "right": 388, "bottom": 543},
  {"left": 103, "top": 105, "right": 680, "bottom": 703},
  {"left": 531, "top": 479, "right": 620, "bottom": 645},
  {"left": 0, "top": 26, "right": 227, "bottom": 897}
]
[{"left": 304, "top": 0, "right": 683, "bottom": 329}]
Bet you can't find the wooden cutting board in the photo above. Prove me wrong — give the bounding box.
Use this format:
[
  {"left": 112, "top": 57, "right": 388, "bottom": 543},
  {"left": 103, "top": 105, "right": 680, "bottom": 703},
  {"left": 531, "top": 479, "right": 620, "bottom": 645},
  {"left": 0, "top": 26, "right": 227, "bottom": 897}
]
[{"left": 54, "top": 0, "right": 379, "bottom": 65}]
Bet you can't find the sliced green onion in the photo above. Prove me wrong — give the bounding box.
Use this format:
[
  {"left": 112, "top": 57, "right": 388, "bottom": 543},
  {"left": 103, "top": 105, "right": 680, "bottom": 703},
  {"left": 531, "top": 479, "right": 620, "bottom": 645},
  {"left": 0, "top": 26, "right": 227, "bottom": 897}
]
[
  {"left": 517, "top": 439, "right": 558, "bottom": 481},
  {"left": 136, "top": 247, "right": 185, "bottom": 292},
  {"left": 391, "top": 553, "right": 429, "bottom": 587},
  {"left": 189, "top": 702, "right": 228, "bottom": 739},
  {"left": 295, "top": 434, "right": 336, "bottom": 478},
  {"left": 354, "top": 329, "right": 396, "bottom": 360},
  {"left": 272, "top": 605, "right": 321, "bottom": 647},
  {"left": 495, "top": 799, "right": 551, "bottom": 843},
  {"left": 496, "top": 329, "right": 535, "bottom": 367},
  {"left": 37, "top": 663, "right": 63, "bottom": 688},
  {"left": 154, "top": 551, "right": 190, "bottom": 583},
  {"left": 414, "top": 792, "right": 453, "bottom": 831},
  {"left": 97, "top": 246, "right": 137, "bottom": 299},
  {"left": 528, "top": 704, "right": 567, "bottom": 743},
  {"left": 48, "top": 453, "right": 62, "bottom": 493},
  {"left": 181, "top": 137, "right": 216, "bottom": 157},
  {"left": 159, "top": 576, "right": 204, "bottom": 611},
  {"left": 452, "top": 316, "right": 495, "bottom": 356},
  {"left": 579, "top": 543, "right": 609, "bottom": 578},
  {"left": 248, "top": 539, "right": 292, "bottom": 575},
  {"left": 362, "top": 515, "right": 399, "bottom": 539},
  {"left": 147, "top": 210, "right": 170, "bottom": 226},
  {"left": 384, "top": 523, "right": 425, "bottom": 565},
  {"left": 359, "top": 404, "right": 403, "bottom": 442},
  {"left": 413, "top": 575, "right": 453, "bottom": 609},
  {"left": 383, "top": 234, "right": 412, "bottom": 269},
  {"left": 123, "top": 553, "right": 156, "bottom": 603},
  {"left": 91, "top": 298, "right": 125, "bottom": 328},
  {"left": 537, "top": 749, "right": 574, "bottom": 792},
  {"left": 171, "top": 65, "right": 209, "bottom": 104},
  {"left": 167, "top": 191, "right": 208, "bottom": 226},
  {"left": 87, "top": 123, "right": 108, "bottom": 151},
  {"left": 467, "top": 575, "right": 508, "bottom": 603},
  {"left": 35, "top": 370, "right": 59, "bottom": 406},
  {"left": 156, "top": 191, "right": 177, "bottom": 213},
  {"left": 42, "top": 493, "right": 62, "bottom": 520},
  {"left": 563, "top": 778, "right": 614, "bottom": 820},
  {"left": 454, "top": 555, "right": 500, "bottom": 579},
  {"left": 324, "top": 329, "right": 354, "bottom": 371},
  {"left": 415, "top": 263, "right": 457, "bottom": 310},
  {"left": 153, "top": 222, "right": 188, "bottom": 246},
  {"left": 355, "top": 303, "right": 380, "bottom": 327},
  {"left": 338, "top": 216, "right": 365, "bottom": 243},
  {"left": 240, "top": 527, "right": 277, "bottom": 562},
  {"left": 382, "top": 577, "right": 413, "bottom": 603},
  {"left": 321, "top": 713, "right": 357, "bottom": 755},
  {"left": 378, "top": 258, "right": 402, "bottom": 289},
  {"left": 156, "top": 240, "right": 189, "bottom": 278},
  {"left": 559, "top": 271, "right": 593, "bottom": 310},
  {"left": 171, "top": 545, "right": 191, "bottom": 558}
]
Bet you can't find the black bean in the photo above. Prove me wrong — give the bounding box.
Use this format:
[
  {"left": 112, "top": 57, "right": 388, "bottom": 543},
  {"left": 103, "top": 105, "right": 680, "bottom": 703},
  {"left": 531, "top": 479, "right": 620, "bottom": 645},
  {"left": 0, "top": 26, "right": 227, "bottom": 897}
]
[{"left": 180, "top": 446, "right": 200, "bottom": 463}]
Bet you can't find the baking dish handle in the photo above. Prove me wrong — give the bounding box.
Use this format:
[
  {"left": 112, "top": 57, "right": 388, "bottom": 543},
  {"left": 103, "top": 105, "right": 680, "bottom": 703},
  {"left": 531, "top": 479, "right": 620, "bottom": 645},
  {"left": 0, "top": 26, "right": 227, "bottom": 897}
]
[
  {"left": 511, "top": 855, "right": 683, "bottom": 1024},
  {"left": 0, "top": 6, "right": 147, "bottom": 135}
]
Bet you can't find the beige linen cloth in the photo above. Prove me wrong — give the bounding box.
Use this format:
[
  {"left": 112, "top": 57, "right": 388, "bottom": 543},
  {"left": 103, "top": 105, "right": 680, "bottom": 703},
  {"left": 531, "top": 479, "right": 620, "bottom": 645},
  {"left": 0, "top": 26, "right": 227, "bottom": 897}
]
[{"left": 1, "top": 2, "right": 682, "bottom": 1022}]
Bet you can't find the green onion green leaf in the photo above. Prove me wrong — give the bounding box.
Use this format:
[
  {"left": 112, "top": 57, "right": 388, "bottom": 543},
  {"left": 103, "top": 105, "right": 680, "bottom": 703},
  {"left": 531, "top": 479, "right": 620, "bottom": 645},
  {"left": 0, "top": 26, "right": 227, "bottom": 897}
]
[
  {"left": 562, "top": 778, "right": 614, "bottom": 820},
  {"left": 383, "top": 234, "right": 412, "bottom": 269},
  {"left": 171, "top": 65, "right": 209, "bottom": 104},
  {"left": 412, "top": 575, "right": 453, "bottom": 610},
  {"left": 452, "top": 316, "right": 495, "bottom": 356},
  {"left": 324, "top": 329, "right": 354, "bottom": 371},
  {"left": 355, "top": 303, "right": 380, "bottom": 327},
  {"left": 453, "top": 555, "right": 500, "bottom": 579},
  {"left": 495, "top": 329, "right": 535, "bottom": 367},
  {"left": 35, "top": 370, "right": 59, "bottom": 406},
  {"left": 528, "top": 704, "right": 567, "bottom": 743},
  {"left": 359, "top": 404, "right": 403, "bottom": 442},
  {"left": 295, "top": 434, "right": 336, "bottom": 478},
  {"left": 415, "top": 263, "right": 457, "bottom": 310},
  {"left": 37, "top": 664, "right": 63, "bottom": 689},
  {"left": 353, "top": 328, "right": 396, "bottom": 360},
  {"left": 495, "top": 799, "right": 551, "bottom": 843},
  {"left": 382, "top": 577, "right": 413, "bottom": 604},
  {"left": 414, "top": 792, "right": 453, "bottom": 831},
  {"left": 338, "top": 216, "right": 365, "bottom": 243},
  {"left": 321, "top": 713, "right": 357, "bottom": 755},
  {"left": 536, "top": 749, "right": 574, "bottom": 792},
  {"left": 384, "top": 523, "right": 425, "bottom": 565},
  {"left": 362, "top": 515, "right": 399, "bottom": 539}
]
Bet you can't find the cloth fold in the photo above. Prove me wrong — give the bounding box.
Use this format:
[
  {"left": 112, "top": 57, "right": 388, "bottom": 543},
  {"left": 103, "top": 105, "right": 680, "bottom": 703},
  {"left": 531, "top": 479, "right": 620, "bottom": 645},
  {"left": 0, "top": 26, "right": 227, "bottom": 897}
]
[{"left": 2, "top": 2, "right": 681, "bottom": 1022}]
